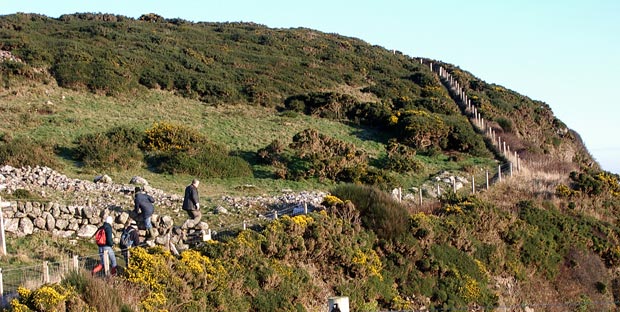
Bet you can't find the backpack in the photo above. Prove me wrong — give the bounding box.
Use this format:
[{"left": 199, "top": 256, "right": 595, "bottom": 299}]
[
  {"left": 95, "top": 227, "right": 107, "bottom": 246},
  {"left": 120, "top": 228, "right": 135, "bottom": 247}
]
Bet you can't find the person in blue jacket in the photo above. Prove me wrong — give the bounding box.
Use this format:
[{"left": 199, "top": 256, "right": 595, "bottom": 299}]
[{"left": 134, "top": 186, "right": 156, "bottom": 239}]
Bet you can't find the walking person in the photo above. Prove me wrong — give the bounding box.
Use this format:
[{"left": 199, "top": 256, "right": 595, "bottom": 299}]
[
  {"left": 119, "top": 219, "right": 141, "bottom": 267},
  {"left": 92, "top": 216, "right": 118, "bottom": 276},
  {"left": 182, "top": 178, "right": 201, "bottom": 227},
  {"left": 134, "top": 186, "right": 156, "bottom": 239}
]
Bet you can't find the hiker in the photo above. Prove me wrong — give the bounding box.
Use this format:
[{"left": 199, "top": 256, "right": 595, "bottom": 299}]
[
  {"left": 134, "top": 186, "right": 156, "bottom": 239},
  {"left": 92, "top": 216, "right": 117, "bottom": 276},
  {"left": 119, "top": 219, "right": 141, "bottom": 267},
  {"left": 182, "top": 178, "right": 201, "bottom": 227}
]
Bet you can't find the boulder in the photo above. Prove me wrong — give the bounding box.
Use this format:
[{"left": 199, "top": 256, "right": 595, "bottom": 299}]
[
  {"left": 93, "top": 174, "right": 112, "bottom": 184},
  {"left": 130, "top": 176, "right": 149, "bottom": 186},
  {"left": 214, "top": 206, "right": 228, "bottom": 214},
  {"left": 76, "top": 224, "right": 98, "bottom": 238},
  {"left": 33, "top": 217, "right": 46, "bottom": 230},
  {"left": 44, "top": 212, "right": 55, "bottom": 231},
  {"left": 18, "top": 218, "right": 34, "bottom": 236},
  {"left": 4, "top": 218, "right": 19, "bottom": 233},
  {"left": 55, "top": 218, "right": 69, "bottom": 230}
]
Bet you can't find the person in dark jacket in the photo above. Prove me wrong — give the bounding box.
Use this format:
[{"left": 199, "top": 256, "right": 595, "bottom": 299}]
[
  {"left": 120, "top": 219, "right": 141, "bottom": 267},
  {"left": 134, "top": 186, "right": 156, "bottom": 239},
  {"left": 182, "top": 179, "right": 201, "bottom": 227},
  {"left": 92, "top": 216, "right": 117, "bottom": 276}
]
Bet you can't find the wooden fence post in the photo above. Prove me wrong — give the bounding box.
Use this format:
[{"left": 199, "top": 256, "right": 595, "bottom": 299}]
[
  {"left": 72, "top": 255, "right": 79, "bottom": 271},
  {"left": 243, "top": 220, "right": 247, "bottom": 231},
  {"left": 0, "top": 268, "right": 4, "bottom": 299},
  {"left": 103, "top": 250, "right": 110, "bottom": 276},
  {"left": 418, "top": 188, "right": 423, "bottom": 206},
  {"left": 472, "top": 175, "right": 475, "bottom": 194},
  {"left": 437, "top": 184, "right": 440, "bottom": 197},
  {"left": 452, "top": 178, "right": 457, "bottom": 193},
  {"left": 273, "top": 210, "right": 278, "bottom": 219},
  {"left": 486, "top": 170, "right": 490, "bottom": 190},
  {"left": 498, "top": 165, "right": 502, "bottom": 182},
  {"left": 304, "top": 202, "right": 308, "bottom": 214},
  {"left": 510, "top": 162, "right": 513, "bottom": 177},
  {"left": 43, "top": 261, "right": 50, "bottom": 283},
  {"left": 0, "top": 195, "right": 9, "bottom": 256}
]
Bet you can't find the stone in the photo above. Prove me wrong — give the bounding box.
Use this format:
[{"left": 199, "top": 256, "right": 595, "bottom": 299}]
[
  {"left": 93, "top": 174, "right": 112, "bottom": 184},
  {"left": 33, "top": 217, "right": 46, "bottom": 230},
  {"left": 4, "top": 218, "right": 19, "bottom": 233},
  {"left": 18, "top": 218, "right": 34, "bottom": 236},
  {"left": 117, "top": 211, "right": 130, "bottom": 225},
  {"left": 159, "top": 215, "right": 174, "bottom": 230},
  {"left": 55, "top": 218, "right": 69, "bottom": 230},
  {"left": 76, "top": 224, "right": 98, "bottom": 238},
  {"left": 130, "top": 176, "right": 149, "bottom": 186},
  {"left": 44, "top": 212, "right": 55, "bottom": 231},
  {"left": 82, "top": 206, "right": 97, "bottom": 219},
  {"left": 214, "top": 206, "right": 228, "bottom": 214}
]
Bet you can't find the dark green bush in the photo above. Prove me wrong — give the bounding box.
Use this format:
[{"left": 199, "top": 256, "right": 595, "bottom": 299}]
[
  {"left": 153, "top": 145, "right": 252, "bottom": 179},
  {"left": 330, "top": 184, "right": 408, "bottom": 240},
  {"left": 73, "top": 126, "right": 145, "bottom": 170},
  {"left": 384, "top": 140, "right": 424, "bottom": 173},
  {"left": 0, "top": 136, "right": 60, "bottom": 168}
]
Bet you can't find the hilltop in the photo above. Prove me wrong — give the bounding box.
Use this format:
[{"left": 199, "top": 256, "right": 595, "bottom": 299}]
[{"left": 1, "top": 12, "right": 619, "bottom": 311}]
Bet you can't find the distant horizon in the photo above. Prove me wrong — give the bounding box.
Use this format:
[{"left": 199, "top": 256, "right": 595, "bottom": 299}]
[{"left": 2, "top": 0, "right": 618, "bottom": 174}]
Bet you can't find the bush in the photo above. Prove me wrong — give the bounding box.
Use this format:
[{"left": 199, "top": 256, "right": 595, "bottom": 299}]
[
  {"left": 331, "top": 184, "right": 408, "bottom": 240},
  {"left": 73, "top": 125, "right": 145, "bottom": 170},
  {"left": 141, "top": 122, "right": 207, "bottom": 152},
  {"left": 0, "top": 136, "right": 60, "bottom": 168},
  {"left": 384, "top": 140, "right": 424, "bottom": 173},
  {"left": 153, "top": 146, "right": 252, "bottom": 179}
]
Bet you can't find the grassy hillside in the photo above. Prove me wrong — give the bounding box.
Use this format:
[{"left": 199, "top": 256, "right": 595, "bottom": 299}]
[{"left": 2, "top": 12, "right": 620, "bottom": 312}]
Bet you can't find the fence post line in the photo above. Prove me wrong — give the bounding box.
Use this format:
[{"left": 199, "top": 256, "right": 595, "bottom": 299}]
[
  {"left": 72, "top": 255, "right": 79, "bottom": 271},
  {"left": 43, "top": 261, "right": 50, "bottom": 283},
  {"left": 498, "top": 165, "right": 502, "bottom": 182},
  {"left": 103, "top": 249, "right": 110, "bottom": 276},
  {"left": 510, "top": 162, "right": 513, "bottom": 177},
  {"left": 503, "top": 141, "right": 507, "bottom": 155},
  {"left": 486, "top": 170, "right": 490, "bottom": 190}
]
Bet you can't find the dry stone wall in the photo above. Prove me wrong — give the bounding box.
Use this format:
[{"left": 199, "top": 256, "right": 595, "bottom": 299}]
[{"left": 0, "top": 165, "right": 328, "bottom": 251}]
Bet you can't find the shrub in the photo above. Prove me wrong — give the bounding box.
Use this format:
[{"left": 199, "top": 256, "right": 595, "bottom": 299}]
[
  {"left": 395, "top": 110, "right": 449, "bottom": 149},
  {"left": 331, "top": 184, "right": 408, "bottom": 240},
  {"left": 0, "top": 136, "right": 60, "bottom": 168},
  {"left": 286, "top": 129, "right": 368, "bottom": 182},
  {"left": 384, "top": 140, "right": 424, "bottom": 173},
  {"left": 73, "top": 125, "right": 144, "bottom": 170},
  {"left": 153, "top": 146, "right": 252, "bottom": 179},
  {"left": 141, "top": 122, "right": 207, "bottom": 152}
]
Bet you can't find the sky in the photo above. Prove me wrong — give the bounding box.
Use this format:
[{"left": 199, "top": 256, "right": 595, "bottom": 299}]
[{"left": 2, "top": 0, "right": 619, "bottom": 174}]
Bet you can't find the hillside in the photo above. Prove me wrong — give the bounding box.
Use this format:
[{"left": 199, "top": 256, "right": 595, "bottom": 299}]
[{"left": 1, "top": 12, "right": 620, "bottom": 312}]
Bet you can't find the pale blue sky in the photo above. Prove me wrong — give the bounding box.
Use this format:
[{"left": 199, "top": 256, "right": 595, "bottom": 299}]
[{"left": 2, "top": 0, "right": 618, "bottom": 173}]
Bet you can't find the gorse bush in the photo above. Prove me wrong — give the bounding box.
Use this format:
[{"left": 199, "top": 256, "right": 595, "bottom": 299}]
[
  {"left": 141, "top": 122, "right": 207, "bottom": 152},
  {"left": 330, "top": 184, "right": 409, "bottom": 241}
]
